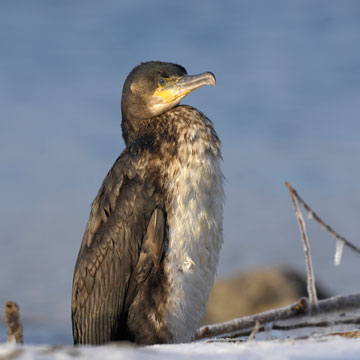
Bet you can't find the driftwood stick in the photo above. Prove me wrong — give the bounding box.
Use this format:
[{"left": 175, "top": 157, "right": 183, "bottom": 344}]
[
  {"left": 194, "top": 297, "right": 308, "bottom": 340},
  {"left": 286, "top": 182, "right": 318, "bottom": 310},
  {"left": 4, "top": 301, "right": 23, "bottom": 344},
  {"left": 289, "top": 185, "right": 360, "bottom": 256},
  {"left": 314, "top": 293, "right": 360, "bottom": 312},
  {"left": 195, "top": 293, "right": 360, "bottom": 341}
]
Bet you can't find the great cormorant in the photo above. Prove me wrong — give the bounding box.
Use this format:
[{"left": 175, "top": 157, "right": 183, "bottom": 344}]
[{"left": 71, "top": 61, "right": 224, "bottom": 345}]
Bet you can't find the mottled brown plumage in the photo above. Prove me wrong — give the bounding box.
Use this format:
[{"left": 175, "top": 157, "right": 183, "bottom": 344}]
[{"left": 72, "top": 62, "right": 223, "bottom": 345}]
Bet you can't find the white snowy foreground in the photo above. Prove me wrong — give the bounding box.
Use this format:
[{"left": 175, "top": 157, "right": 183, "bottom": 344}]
[{"left": 0, "top": 338, "right": 359, "bottom": 360}]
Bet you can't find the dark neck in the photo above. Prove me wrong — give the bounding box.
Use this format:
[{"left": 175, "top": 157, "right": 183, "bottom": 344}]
[
  {"left": 121, "top": 112, "right": 138, "bottom": 146},
  {"left": 121, "top": 108, "right": 179, "bottom": 147},
  {"left": 121, "top": 112, "right": 161, "bottom": 147},
  {"left": 121, "top": 92, "right": 154, "bottom": 146}
]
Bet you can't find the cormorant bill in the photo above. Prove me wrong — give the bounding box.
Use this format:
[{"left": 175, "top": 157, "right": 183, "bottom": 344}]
[{"left": 71, "top": 61, "right": 224, "bottom": 345}]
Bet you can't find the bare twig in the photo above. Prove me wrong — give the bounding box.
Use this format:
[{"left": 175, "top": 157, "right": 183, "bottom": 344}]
[
  {"left": 195, "top": 293, "right": 360, "bottom": 341},
  {"left": 286, "top": 182, "right": 318, "bottom": 310},
  {"left": 248, "top": 320, "right": 260, "bottom": 341},
  {"left": 194, "top": 297, "right": 308, "bottom": 340},
  {"left": 289, "top": 185, "right": 360, "bottom": 256},
  {"left": 4, "top": 301, "right": 23, "bottom": 344},
  {"left": 328, "top": 330, "right": 360, "bottom": 338}
]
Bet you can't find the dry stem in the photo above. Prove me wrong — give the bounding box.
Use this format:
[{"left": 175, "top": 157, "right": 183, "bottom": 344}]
[
  {"left": 194, "top": 297, "right": 308, "bottom": 340},
  {"left": 289, "top": 185, "right": 360, "bottom": 255},
  {"left": 195, "top": 293, "right": 360, "bottom": 341},
  {"left": 248, "top": 320, "right": 260, "bottom": 341},
  {"left": 286, "top": 182, "right": 318, "bottom": 310},
  {"left": 4, "top": 301, "right": 23, "bottom": 344}
]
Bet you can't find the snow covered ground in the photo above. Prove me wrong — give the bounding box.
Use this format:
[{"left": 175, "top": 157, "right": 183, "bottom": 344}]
[{"left": 0, "top": 337, "right": 359, "bottom": 360}]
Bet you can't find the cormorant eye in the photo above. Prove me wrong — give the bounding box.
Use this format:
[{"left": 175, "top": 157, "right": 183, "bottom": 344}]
[{"left": 158, "top": 78, "right": 166, "bottom": 86}]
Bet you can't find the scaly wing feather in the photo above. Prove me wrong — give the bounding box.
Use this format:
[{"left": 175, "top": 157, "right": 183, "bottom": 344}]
[{"left": 71, "top": 141, "right": 166, "bottom": 344}]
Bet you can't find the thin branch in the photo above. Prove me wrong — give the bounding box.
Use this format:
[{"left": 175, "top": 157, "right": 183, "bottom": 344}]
[
  {"left": 328, "top": 330, "right": 360, "bottom": 338},
  {"left": 194, "top": 297, "right": 309, "bottom": 341},
  {"left": 248, "top": 320, "right": 260, "bottom": 341},
  {"left": 4, "top": 301, "right": 23, "bottom": 344},
  {"left": 286, "top": 182, "right": 318, "bottom": 310},
  {"left": 195, "top": 293, "right": 360, "bottom": 341},
  {"left": 290, "top": 185, "right": 360, "bottom": 256}
]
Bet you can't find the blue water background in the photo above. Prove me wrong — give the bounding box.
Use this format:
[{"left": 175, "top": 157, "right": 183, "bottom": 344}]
[{"left": 1, "top": 0, "right": 360, "bottom": 344}]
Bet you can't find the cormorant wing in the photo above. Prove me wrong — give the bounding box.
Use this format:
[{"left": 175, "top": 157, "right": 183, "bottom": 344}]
[{"left": 71, "top": 141, "right": 166, "bottom": 344}]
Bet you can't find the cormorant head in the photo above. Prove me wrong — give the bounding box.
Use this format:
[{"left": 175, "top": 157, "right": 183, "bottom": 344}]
[{"left": 121, "top": 61, "right": 216, "bottom": 144}]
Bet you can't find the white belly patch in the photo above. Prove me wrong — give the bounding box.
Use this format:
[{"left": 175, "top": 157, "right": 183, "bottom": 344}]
[{"left": 164, "top": 140, "right": 224, "bottom": 343}]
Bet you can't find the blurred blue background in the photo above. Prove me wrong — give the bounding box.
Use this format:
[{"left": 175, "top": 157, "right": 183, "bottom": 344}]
[{"left": 1, "top": 0, "right": 360, "bottom": 344}]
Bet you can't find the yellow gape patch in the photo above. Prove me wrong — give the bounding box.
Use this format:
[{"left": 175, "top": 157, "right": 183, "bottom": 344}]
[
  {"left": 154, "top": 77, "right": 189, "bottom": 103},
  {"left": 154, "top": 88, "right": 176, "bottom": 103}
]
